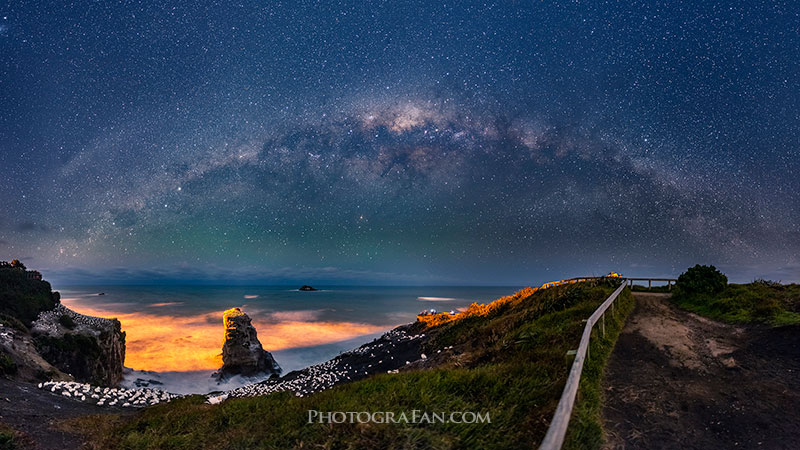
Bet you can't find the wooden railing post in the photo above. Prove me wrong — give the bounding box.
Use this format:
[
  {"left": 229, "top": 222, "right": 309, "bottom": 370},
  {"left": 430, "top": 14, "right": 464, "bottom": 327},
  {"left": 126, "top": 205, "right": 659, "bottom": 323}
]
[
  {"left": 538, "top": 276, "right": 676, "bottom": 450},
  {"left": 601, "top": 312, "right": 606, "bottom": 337}
]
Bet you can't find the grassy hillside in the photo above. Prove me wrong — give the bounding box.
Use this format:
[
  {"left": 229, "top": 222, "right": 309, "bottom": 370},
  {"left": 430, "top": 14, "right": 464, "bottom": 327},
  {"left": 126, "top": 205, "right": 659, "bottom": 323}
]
[
  {"left": 672, "top": 281, "right": 800, "bottom": 326},
  {"left": 66, "top": 280, "right": 634, "bottom": 450},
  {"left": 0, "top": 269, "right": 59, "bottom": 326}
]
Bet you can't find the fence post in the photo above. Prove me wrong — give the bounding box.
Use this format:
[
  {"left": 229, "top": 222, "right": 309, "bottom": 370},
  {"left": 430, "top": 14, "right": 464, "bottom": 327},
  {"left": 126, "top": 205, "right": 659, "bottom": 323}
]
[{"left": 601, "top": 312, "right": 606, "bottom": 337}]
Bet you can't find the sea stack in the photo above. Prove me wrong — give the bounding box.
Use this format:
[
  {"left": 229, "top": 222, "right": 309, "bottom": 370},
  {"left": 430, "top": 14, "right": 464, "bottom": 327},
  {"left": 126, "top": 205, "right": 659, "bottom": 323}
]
[{"left": 215, "top": 307, "right": 281, "bottom": 380}]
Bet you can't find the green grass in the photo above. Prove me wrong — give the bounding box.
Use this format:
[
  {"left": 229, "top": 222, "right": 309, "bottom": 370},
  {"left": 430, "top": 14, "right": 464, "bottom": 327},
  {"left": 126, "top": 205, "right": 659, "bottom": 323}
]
[
  {"left": 563, "top": 289, "right": 634, "bottom": 450},
  {"left": 671, "top": 281, "right": 800, "bottom": 326},
  {"left": 0, "top": 423, "right": 20, "bottom": 450},
  {"left": 630, "top": 284, "right": 672, "bottom": 293},
  {"left": 67, "top": 281, "right": 632, "bottom": 450}
]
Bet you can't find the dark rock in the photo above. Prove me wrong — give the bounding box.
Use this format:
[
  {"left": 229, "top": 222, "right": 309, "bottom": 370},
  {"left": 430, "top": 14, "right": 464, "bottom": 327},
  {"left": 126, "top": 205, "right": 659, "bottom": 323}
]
[
  {"left": 215, "top": 308, "right": 280, "bottom": 380},
  {"left": 31, "top": 304, "right": 126, "bottom": 387},
  {"left": 299, "top": 285, "right": 318, "bottom": 291}
]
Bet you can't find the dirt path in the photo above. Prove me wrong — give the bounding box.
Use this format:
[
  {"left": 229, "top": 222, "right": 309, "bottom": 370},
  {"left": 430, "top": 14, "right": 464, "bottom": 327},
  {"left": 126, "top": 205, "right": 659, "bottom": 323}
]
[
  {"left": 0, "top": 378, "right": 129, "bottom": 450},
  {"left": 603, "top": 293, "right": 800, "bottom": 449}
]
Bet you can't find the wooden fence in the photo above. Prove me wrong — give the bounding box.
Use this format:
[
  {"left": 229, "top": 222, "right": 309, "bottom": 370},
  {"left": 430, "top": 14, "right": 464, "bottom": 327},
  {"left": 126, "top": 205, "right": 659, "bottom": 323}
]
[{"left": 538, "top": 277, "right": 676, "bottom": 450}]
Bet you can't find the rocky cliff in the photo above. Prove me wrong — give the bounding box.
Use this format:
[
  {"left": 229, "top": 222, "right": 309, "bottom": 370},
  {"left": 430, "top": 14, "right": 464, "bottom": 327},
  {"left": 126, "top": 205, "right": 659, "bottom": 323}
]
[
  {"left": 31, "top": 304, "right": 126, "bottom": 386},
  {"left": 215, "top": 307, "right": 280, "bottom": 380},
  {"left": 0, "top": 317, "right": 71, "bottom": 382}
]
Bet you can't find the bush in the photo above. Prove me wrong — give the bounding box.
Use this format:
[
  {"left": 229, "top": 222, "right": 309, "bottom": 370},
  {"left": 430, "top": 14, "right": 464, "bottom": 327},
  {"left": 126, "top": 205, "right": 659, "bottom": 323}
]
[
  {"left": 0, "top": 353, "right": 16, "bottom": 375},
  {"left": 753, "top": 278, "right": 782, "bottom": 288},
  {"left": 35, "top": 333, "right": 102, "bottom": 359},
  {"left": 59, "top": 314, "right": 76, "bottom": 329},
  {"left": 0, "top": 314, "right": 28, "bottom": 334},
  {"left": 671, "top": 278, "right": 800, "bottom": 326},
  {"left": 0, "top": 422, "right": 19, "bottom": 450},
  {"left": 676, "top": 265, "right": 728, "bottom": 295},
  {"left": 35, "top": 369, "right": 58, "bottom": 381},
  {"left": 752, "top": 297, "right": 782, "bottom": 319},
  {"left": 0, "top": 430, "right": 16, "bottom": 450}
]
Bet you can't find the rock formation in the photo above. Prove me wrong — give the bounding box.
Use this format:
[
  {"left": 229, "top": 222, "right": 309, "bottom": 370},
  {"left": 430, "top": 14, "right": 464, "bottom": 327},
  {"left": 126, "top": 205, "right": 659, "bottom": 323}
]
[
  {"left": 31, "top": 304, "right": 126, "bottom": 386},
  {"left": 299, "top": 285, "right": 318, "bottom": 291},
  {"left": 0, "top": 319, "right": 71, "bottom": 383},
  {"left": 215, "top": 308, "right": 280, "bottom": 380},
  {"left": 1, "top": 267, "right": 126, "bottom": 387}
]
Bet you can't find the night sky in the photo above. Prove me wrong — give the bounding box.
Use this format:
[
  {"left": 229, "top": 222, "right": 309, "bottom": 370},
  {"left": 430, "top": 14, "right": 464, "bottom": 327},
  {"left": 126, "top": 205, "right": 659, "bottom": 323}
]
[{"left": 1, "top": 1, "right": 798, "bottom": 285}]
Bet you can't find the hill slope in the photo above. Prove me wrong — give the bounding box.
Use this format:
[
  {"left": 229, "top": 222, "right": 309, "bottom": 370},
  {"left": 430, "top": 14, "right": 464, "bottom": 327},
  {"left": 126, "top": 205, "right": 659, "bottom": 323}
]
[{"left": 67, "top": 279, "right": 633, "bottom": 450}]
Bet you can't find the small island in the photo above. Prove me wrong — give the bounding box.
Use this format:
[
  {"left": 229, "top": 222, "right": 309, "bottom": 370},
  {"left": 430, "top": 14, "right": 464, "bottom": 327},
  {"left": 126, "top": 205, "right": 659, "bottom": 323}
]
[{"left": 298, "top": 285, "right": 318, "bottom": 291}]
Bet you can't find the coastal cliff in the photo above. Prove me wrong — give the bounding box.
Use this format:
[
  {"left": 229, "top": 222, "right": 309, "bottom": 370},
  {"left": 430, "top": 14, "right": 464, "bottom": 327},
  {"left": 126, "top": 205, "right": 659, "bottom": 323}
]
[
  {"left": 32, "top": 304, "right": 126, "bottom": 386},
  {"left": 0, "top": 264, "right": 126, "bottom": 387},
  {"left": 215, "top": 307, "right": 280, "bottom": 380}
]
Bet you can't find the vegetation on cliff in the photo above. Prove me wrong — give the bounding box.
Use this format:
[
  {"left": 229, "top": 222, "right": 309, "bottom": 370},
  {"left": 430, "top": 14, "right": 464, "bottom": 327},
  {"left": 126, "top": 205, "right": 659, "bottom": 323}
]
[
  {"left": 0, "top": 268, "right": 59, "bottom": 326},
  {"left": 34, "top": 334, "right": 103, "bottom": 380},
  {"left": 0, "top": 353, "right": 16, "bottom": 376},
  {"left": 67, "top": 279, "right": 633, "bottom": 449},
  {"left": 671, "top": 265, "right": 800, "bottom": 326}
]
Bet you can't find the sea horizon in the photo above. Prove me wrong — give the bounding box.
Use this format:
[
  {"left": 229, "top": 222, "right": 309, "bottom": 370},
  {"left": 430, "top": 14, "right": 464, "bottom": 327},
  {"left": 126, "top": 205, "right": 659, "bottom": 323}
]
[{"left": 54, "top": 284, "right": 522, "bottom": 393}]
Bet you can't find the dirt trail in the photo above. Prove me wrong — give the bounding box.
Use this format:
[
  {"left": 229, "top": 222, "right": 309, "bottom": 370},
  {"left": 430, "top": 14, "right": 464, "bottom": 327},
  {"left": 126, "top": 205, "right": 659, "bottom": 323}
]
[{"left": 603, "top": 293, "right": 800, "bottom": 449}]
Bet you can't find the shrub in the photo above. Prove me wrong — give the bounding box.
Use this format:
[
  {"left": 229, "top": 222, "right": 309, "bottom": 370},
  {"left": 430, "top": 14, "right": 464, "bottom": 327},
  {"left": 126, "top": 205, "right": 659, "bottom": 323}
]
[
  {"left": 753, "top": 278, "right": 782, "bottom": 288},
  {"left": 0, "top": 422, "right": 19, "bottom": 450},
  {"left": 671, "top": 278, "right": 800, "bottom": 326},
  {"left": 0, "top": 314, "right": 28, "bottom": 334},
  {"left": 0, "top": 430, "right": 16, "bottom": 450},
  {"left": 0, "top": 353, "right": 16, "bottom": 375},
  {"left": 59, "top": 314, "right": 76, "bottom": 329},
  {"left": 751, "top": 296, "right": 782, "bottom": 319},
  {"left": 35, "top": 333, "right": 102, "bottom": 359},
  {"left": 35, "top": 369, "right": 58, "bottom": 381},
  {"left": 676, "top": 264, "right": 728, "bottom": 295}
]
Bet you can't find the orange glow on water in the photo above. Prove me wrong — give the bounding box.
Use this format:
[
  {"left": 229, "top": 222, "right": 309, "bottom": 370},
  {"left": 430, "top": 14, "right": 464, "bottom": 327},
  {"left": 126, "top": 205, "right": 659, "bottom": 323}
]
[{"left": 60, "top": 298, "right": 386, "bottom": 372}]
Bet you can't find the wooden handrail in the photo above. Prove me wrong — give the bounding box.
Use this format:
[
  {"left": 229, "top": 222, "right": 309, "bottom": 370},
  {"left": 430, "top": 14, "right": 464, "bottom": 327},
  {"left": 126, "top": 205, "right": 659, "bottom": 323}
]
[
  {"left": 624, "top": 277, "right": 677, "bottom": 281},
  {"left": 538, "top": 282, "right": 628, "bottom": 450}
]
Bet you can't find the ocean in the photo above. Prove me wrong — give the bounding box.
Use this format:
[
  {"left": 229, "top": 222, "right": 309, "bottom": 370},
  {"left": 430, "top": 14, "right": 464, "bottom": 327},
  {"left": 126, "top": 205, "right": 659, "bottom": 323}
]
[{"left": 55, "top": 285, "right": 521, "bottom": 393}]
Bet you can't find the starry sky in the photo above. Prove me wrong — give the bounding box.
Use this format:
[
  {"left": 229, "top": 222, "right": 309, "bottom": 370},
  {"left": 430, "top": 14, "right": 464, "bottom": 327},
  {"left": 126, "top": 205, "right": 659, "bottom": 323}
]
[{"left": 1, "top": 0, "right": 798, "bottom": 285}]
